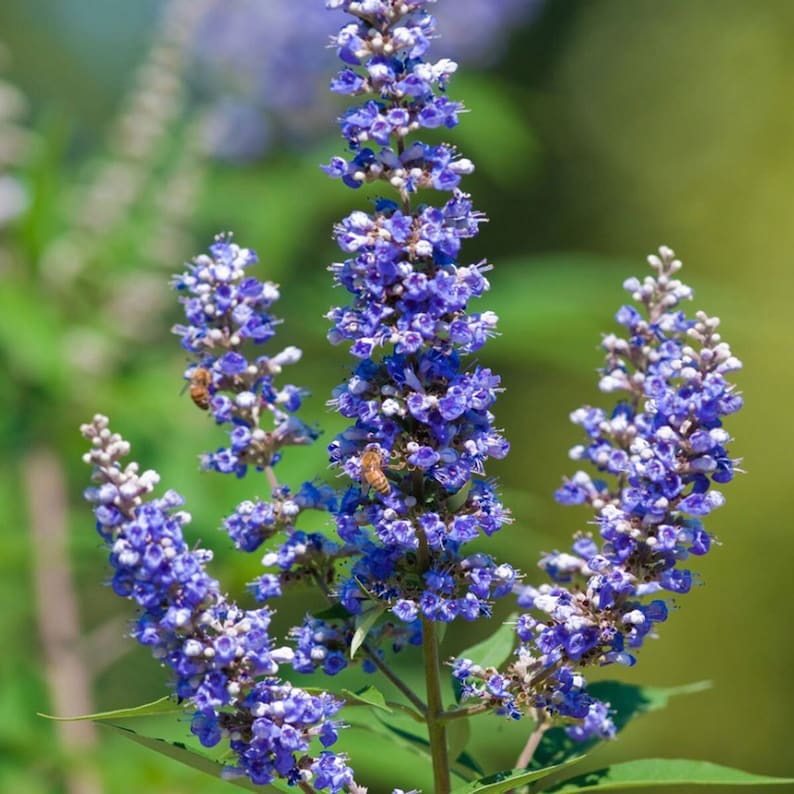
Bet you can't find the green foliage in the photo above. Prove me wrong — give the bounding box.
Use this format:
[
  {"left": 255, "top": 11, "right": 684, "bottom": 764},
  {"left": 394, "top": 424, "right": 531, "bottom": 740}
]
[
  {"left": 100, "top": 724, "right": 291, "bottom": 794},
  {"left": 532, "top": 681, "right": 712, "bottom": 769},
  {"left": 38, "top": 695, "right": 184, "bottom": 722},
  {"left": 339, "top": 685, "right": 394, "bottom": 715},
  {"left": 351, "top": 603, "right": 388, "bottom": 659},
  {"left": 451, "top": 613, "right": 518, "bottom": 703},
  {"left": 539, "top": 759, "right": 794, "bottom": 792},
  {"left": 451, "top": 756, "right": 585, "bottom": 794}
]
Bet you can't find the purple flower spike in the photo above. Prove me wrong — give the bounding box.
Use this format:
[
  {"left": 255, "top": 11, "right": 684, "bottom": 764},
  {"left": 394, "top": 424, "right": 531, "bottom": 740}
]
[{"left": 453, "top": 247, "right": 742, "bottom": 740}]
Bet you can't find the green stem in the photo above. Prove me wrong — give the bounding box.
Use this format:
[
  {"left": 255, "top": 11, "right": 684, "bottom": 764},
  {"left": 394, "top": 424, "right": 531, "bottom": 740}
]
[
  {"left": 438, "top": 702, "right": 491, "bottom": 721},
  {"left": 311, "top": 571, "right": 427, "bottom": 716},
  {"left": 362, "top": 640, "right": 428, "bottom": 716},
  {"left": 422, "top": 617, "right": 451, "bottom": 794}
]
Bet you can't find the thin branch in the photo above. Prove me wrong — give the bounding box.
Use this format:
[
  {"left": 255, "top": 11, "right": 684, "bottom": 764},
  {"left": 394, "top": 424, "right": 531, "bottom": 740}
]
[
  {"left": 515, "top": 716, "right": 550, "bottom": 770},
  {"left": 438, "top": 702, "right": 492, "bottom": 721},
  {"left": 265, "top": 464, "right": 280, "bottom": 494},
  {"left": 362, "top": 642, "right": 427, "bottom": 716},
  {"left": 385, "top": 701, "right": 425, "bottom": 723},
  {"left": 310, "top": 571, "right": 428, "bottom": 716}
]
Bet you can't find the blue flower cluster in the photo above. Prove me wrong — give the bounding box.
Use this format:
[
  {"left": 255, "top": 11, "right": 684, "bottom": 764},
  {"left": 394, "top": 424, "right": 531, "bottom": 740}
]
[
  {"left": 290, "top": 613, "right": 422, "bottom": 676},
  {"left": 221, "top": 481, "right": 337, "bottom": 553},
  {"left": 172, "top": 234, "right": 318, "bottom": 477},
  {"left": 453, "top": 246, "right": 742, "bottom": 741},
  {"left": 81, "top": 415, "right": 354, "bottom": 792},
  {"left": 322, "top": 0, "right": 515, "bottom": 628}
]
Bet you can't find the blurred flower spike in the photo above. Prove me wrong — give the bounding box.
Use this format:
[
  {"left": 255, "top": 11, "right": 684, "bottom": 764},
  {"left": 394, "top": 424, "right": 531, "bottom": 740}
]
[{"left": 191, "top": 0, "right": 542, "bottom": 159}]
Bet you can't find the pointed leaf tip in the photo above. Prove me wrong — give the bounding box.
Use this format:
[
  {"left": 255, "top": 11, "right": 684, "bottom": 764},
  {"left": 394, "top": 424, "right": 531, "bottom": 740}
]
[{"left": 541, "top": 758, "right": 794, "bottom": 792}]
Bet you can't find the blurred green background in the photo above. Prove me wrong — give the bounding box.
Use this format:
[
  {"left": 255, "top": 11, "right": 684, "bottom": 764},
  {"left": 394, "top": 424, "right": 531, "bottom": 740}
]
[{"left": 1, "top": 1, "right": 792, "bottom": 793}]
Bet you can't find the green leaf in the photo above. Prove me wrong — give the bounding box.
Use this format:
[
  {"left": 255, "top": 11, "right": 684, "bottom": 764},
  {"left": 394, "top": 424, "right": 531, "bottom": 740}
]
[
  {"left": 312, "top": 603, "right": 353, "bottom": 621},
  {"left": 351, "top": 603, "right": 386, "bottom": 659},
  {"left": 446, "top": 480, "right": 473, "bottom": 513},
  {"left": 377, "top": 715, "right": 483, "bottom": 780},
  {"left": 540, "top": 759, "right": 794, "bottom": 792},
  {"left": 37, "top": 696, "right": 184, "bottom": 722},
  {"left": 532, "top": 681, "right": 711, "bottom": 769},
  {"left": 350, "top": 713, "right": 480, "bottom": 781},
  {"left": 101, "top": 723, "right": 291, "bottom": 793},
  {"left": 448, "top": 718, "right": 477, "bottom": 772},
  {"left": 452, "top": 613, "right": 518, "bottom": 702},
  {"left": 340, "top": 685, "right": 393, "bottom": 714},
  {"left": 454, "top": 612, "right": 519, "bottom": 669},
  {"left": 452, "top": 756, "right": 586, "bottom": 794}
]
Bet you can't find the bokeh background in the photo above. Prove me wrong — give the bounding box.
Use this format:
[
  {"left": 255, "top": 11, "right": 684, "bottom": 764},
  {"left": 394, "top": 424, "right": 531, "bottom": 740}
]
[{"left": 0, "top": 1, "right": 791, "bottom": 793}]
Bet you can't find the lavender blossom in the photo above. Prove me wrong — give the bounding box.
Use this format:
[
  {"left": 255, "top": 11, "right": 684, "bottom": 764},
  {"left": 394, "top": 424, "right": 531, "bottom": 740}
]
[
  {"left": 172, "top": 234, "right": 319, "bottom": 477},
  {"left": 453, "top": 246, "right": 742, "bottom": 741},
  {"left": 80, "top": 415, "right": 353, "bottom": 791},
  {"left": 322, "top": 0, "right": 515, "bottom": 630},
  {"left": 191, "top": 0, "right": 541, "bottom": 159}
]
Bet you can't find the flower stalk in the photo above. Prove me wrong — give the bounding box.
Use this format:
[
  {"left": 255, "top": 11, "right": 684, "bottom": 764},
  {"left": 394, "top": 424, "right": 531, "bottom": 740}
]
[{"left": 421, "top": 617, "right": 451, "bottom": 793}]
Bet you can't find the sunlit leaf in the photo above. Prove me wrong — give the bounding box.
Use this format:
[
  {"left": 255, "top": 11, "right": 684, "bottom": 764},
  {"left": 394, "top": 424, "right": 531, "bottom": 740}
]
[
  {"left": 540, "top": 759, "right": 794, "bottom": 792},
  {"left": 351, "top": 603, "right": 386, "bottom": 659},
  {"left": 38, "top": 695, "right": 183, "bottom": 722},
  {"left": 532, "top": 681, "right": 711, "bottom": 769},
  {"left": 340, "top": 685, "right": 393, "bottom": 714},
  {"left": 451, "top": 756, "right": 585, "bottom": 794},
  {"left": 452, "top": 613, "right": 518, "bottom": 702},
  {"left": 101, "top": 723, "right": 291, "bottom": 793}
]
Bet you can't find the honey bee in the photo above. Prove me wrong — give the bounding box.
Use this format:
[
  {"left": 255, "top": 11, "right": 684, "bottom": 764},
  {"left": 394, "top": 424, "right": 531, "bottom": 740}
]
[
  {"left": 189, "top": 367, "right": 213, "bottom": 410},
  {"left": 360, "top": 448, "right": 390, "bottom": 495}
]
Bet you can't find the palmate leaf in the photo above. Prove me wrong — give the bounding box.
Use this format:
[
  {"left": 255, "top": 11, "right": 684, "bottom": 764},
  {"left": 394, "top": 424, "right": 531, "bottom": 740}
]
[
  {"left": 452, "top": 613, "right": 518, "bottom": 702},
  {"left": 539, "top": 759, "right": 794, "bottom": 792},
  {"left": 451, "top": 756, "right": 586, "bottom": 794},
  {"left": 531, "top": 681, "right": 711, "bottom": 769},
  {"left": 101, "top": 723, "right": 292, "bottom": 794},
  {"left": 38, "top": 695, "right": 185, "bottom": 722}
]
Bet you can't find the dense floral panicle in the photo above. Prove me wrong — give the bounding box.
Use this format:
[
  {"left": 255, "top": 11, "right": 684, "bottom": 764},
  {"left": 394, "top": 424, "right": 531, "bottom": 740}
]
[
  {"left": 323, "top": 0, "right": 514, "bottom": 626},
  {"left": 172, "top": 234, "right": 318, "bottom": 477},
  {"left": 453, "top": 247, "right": 741, "bottom": 739},
  {"left": 191, "top": 0, "right": 539, "bottom": 160},
  {"left": 80, "top": 415, "right": 352, "bottom": 790}
]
